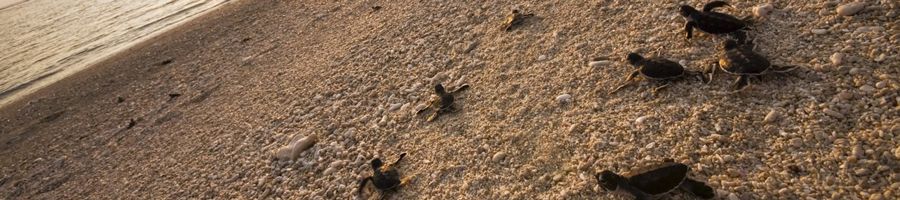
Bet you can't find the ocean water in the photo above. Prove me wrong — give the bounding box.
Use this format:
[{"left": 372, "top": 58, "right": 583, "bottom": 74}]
[{"left": 0, "top": 0, "right": 228, "bottom": 107}]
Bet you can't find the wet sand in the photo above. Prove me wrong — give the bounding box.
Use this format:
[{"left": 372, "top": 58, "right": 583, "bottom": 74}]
[{"left": 0, "top": 0, "right": 897, "bottom": 199}]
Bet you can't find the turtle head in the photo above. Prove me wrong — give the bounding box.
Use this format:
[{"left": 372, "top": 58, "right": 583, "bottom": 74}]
[
  {"left": 370, "top": 158, "right": 384, "bottom": 172},
  {"left": 723, "top": 39, "right": 739, "bottom": 50},
  {"left": 597, "top": 170, "right": 624, "bottom": 191},
  {"left": 680, "top": 5, "right": 698, "bottom": 17},
  {"left": 626, "top": 53, "right": 643, "bottom": 66},
  {"left": 434, "top": 84, "right": 447, "bottom": 94}
]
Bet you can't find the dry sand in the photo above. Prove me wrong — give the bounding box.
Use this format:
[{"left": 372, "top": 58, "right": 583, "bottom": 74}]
[{"left": 0, "top": 0, "right": 897, "bottom": 199}]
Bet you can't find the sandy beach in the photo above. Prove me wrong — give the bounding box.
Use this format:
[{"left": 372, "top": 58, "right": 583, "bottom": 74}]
[{"left": 0, "top": 0, "right": 897, "bottom": 199}]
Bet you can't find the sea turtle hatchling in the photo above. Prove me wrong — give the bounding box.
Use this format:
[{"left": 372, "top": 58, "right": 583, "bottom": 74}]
[
  {"left": 359, "top": 153, "right": 412, "bottom": 199},
  {"left": 417, "top": 83, "right": 470, "bottom": 122},
  {"left": 501, "top": 9, "right": 535, "bottom": 31},
  {"left": 596, "top": 159, "right": 715, "bottom": 200},
  {"left": 709, "top": 39, "right": 798, "bottom": 92},
  {"left": 680, "top": 1, "right": 752, "bottom": 43},
  {"left": 608, "top": 52, "right": 706, "bottom": 95}
]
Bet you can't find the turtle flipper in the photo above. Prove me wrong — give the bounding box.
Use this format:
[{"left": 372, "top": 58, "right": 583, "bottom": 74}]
[
  {"left": 393, "top": 153, "right": 407, "bottom": 166},
  {"left": 703, "top": 1, "right": 732, "bottom": 12},
  {"left": 770, "top": 65, "right": 798, "bottom": 73},
  {"left": 684, "top": 21, "right": 696, "bottom": 40},
  {"left": 609, "top": 70, "right": 641, "bottom": 95},
  {"left": 358, "top": 176, "right": 373, "bottom": 196},
  {"left": 680, "top": 178, "right": 715, "bottom": 199},
  {"left": 426, "top": 111, "right": 440, "bottom": 122},
  {"left": 731, "top": 75, "right": 750, "bottom": 92}
]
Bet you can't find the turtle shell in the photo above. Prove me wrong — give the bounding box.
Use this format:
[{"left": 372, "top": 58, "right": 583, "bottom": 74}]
[
  {"left": 639, "top": 58, "right": 686, "bottom": 79},
  {"left": 373, "top": 168, "right": 402, "bottom": 190},
  {"left": 719, "top": 45, "right": 771, "bottom": 75},
  {"left": 693, "top": 12, "right": 745, "bottom": 34},
  {"left": 625, "top": 162, "right": 689, "bottom": 195}
]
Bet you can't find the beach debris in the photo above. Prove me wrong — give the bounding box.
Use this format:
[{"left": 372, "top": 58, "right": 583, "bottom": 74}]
[
  {"left": 538, "top": 55, "right": 547, "bottom": 61},
  {"left": 556, "top": 94, "right": 573, "bottom": 105},
  {"left": 589, "top": 60, "right": 612, "bottom": 68},
  {"left": 811, "top": 29, "right": 827, "bottom": 35},
  {"left": 680, "top": 1, "right": 751, "bottom": 43},
  {"left": 753, "top": 3, "right": 774, "bottom": 18},
  {"left": 274, "top": 134, "right": 317, "bottom": 160},
  {"left": 763, "top": 109, "right": 780, "bottom": 124},
  {"left": 709, "top": 40, "right": 798, "bottom": 92},
  {"left": 492, "top": 151, "right": 507, "bottom": 163},
  {"left": 156, "top": 59, "right": 173, "bottom": 66},
  {"left": 116, "top": 96, "right": 125, "bottom": 103},
  {"left": 596, "top": 159, "right": 715, "bottom": 199},
  {"left": 635, "top": 115, "right": 653, "bottom": 126},
  {"left": 416, "top": 83, "right": 469, "bottom": 122},
  {"left": 501, "top": 9, "right": 535, "bottom": 31},
  {"left": 830, "top": 53, "right": 844, "bottom": 66},
  {"left": 371, "top": 6, "right": 382, "bottom": 11},
  {"left": 836, "top": 2, "right": 866, "bottom": 16},
  {"left": 608, "top": 53, "right": 706, "bottom": 95},
  {"left": 359, "top": 153, "right": 411, "bottom": 197}
]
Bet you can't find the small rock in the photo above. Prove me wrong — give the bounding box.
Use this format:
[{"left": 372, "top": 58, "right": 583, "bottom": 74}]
[
  {"left": 588, "top": 60, "right": 612, "bottom": 68},
  {"left": 831, "top": 53, "right": 844, "bottom": 66},
  {"left": 893, "top": 146, "right": 900, "bottom": 159},
  {"left": 728, "top": 192, "right": 740, "bottom": 200},
  {"left": 556, "top": 94, "right": 573, "bottom": 104},
  {"left": 823, "top": 108, "right": 844, "bottom": 119},
  {"left": 635, "top": 115, "right": 652, "bottom": 125},
  {"left": 538, "top": 55, "right": 547, "bottom": 61},
  {"left": 274, "top": 135, "right": 318, "bottom": 160},
  {"left": 836, "top": 2, "right": 866, "bottom": 16},
  {"left": 763, "top": 110, "right": 780, "bottom": 124},
  {"left": 753, "top": 3, "right": 774, "bottom": 18},
  {"left": 853, "top": 168, "right": 870, "bottom": 176},
  {"left": 849, "top": 68, "right": 862, "bottom": 75},
  {"left": 811, "top": 29, "right": 827, "bottom": 35},
  {"left": 388, "top": 103, "right": 402, "bottom": 111},
  {"left": 859, "top": 85, "right": 875, "bottom": 93},
  {"left": 492, "top": 152, "right": 507, "bottom": 163},
  {"left": 874, "top": 54, "right": 886, "bottom": 62}
]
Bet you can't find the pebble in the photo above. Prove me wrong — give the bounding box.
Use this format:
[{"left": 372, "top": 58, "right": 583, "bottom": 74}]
[
  {"left": 894, "top": 146, "right": 900, "bottom": 159},
  {"left": 274, "top": 135, "right": 318, "bottom": 160},
  {"left": 492, "top": 152, "right": 507, "bottom": 163},
  {"left": 811, "top": 29, "right": 827, "bottom": 35},
  {"left": 728, "top": 192, "right": 740, "bottom": 200},
  {"left": 849, "top": 67, "right": 861, "bottom": 75},
  {"left": 635, "top": 115, "right": 652, "bottom": 125},
  {"left": 873, "top": 54, "right": 886, "bottom": 62},
  {"left": 836, "top": 2, "right": 866, "bottom": 16},
  {"left": 556, "top": 94, "right": 573, "bottom": 104},
  {"left": 388, "top": 103, "right": 402, "bottom": 111},
  {"left": 588, "top": 60, "right": 612, "bottom": 68},
  {"left": 859, "top": 85, "right": 875, "bottom": 93},
  {"left": 823, "top": 108, "right": 844, "bottom": 119},
  {"left": 830, "top": 53, "right": 843, "bottom": 65},
  {"left": 753, "top": 3, "right": 774, "bottom": 18},
  {"left": 538, "top": 55, "right": 547, "bottom": 61},
  {"left": 763, "top": 110, "right": 780, "bottom": 124},
  {"left": 854, "top": 168, "right": 870, "bottom": 176}
]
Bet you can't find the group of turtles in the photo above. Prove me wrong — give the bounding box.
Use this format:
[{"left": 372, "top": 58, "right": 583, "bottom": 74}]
[{"left": 358, "top": 1, "right": 800, "bottom": 199}]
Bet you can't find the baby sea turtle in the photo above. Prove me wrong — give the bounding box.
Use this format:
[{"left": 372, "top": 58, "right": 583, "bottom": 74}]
[
  {"left": 709, "top": 39, "right": 798, "bottom": 92},
  {"left": 596, "top": 160, "right": 715, "bottom": 200},
  {"left": 680, "top": 1, "right": 751, "bottom": 43},
  {"left": 417, "top": 83, "right": 470, "bottom": 122},
  {"left": 359, "top": 152, "right": 411, "bottom": 198},
  {"left": 608, "top": 53, "right": 706, "bottom": 95},
  {"left": 501, "top": 9, "right": 535, "bottom": 31}
]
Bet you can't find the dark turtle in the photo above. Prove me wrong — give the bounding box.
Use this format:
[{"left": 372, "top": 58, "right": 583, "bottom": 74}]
[
  {"left": 709, "top": 39, "right": 798, "bottom": 92},
  {"left": 608, "top": 53, "right": 706, "bottom": 94},
  {"left": 680, "top": 1, "right": 752, "bottom": 43},
  {"left": 417, "top": 83, "right": 470, "bottom": 122},
  {"left": 596, "top": 160, "right": 715, "bottom": 200},
  {"left": 359, "top": 153, "right": 411, "bottom": 198},
  {"left": 501, "top": 9, "right": 535, "bottom": 31}
]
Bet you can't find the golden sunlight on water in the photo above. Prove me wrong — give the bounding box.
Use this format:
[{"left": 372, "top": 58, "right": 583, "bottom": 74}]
[{"left": 0, "top": 0, "right": 228, "bottom": 106}]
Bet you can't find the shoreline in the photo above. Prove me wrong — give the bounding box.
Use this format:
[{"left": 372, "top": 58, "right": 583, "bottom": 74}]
[{"left": 0, "top": 0, "right": 233, "bottom": 110}]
